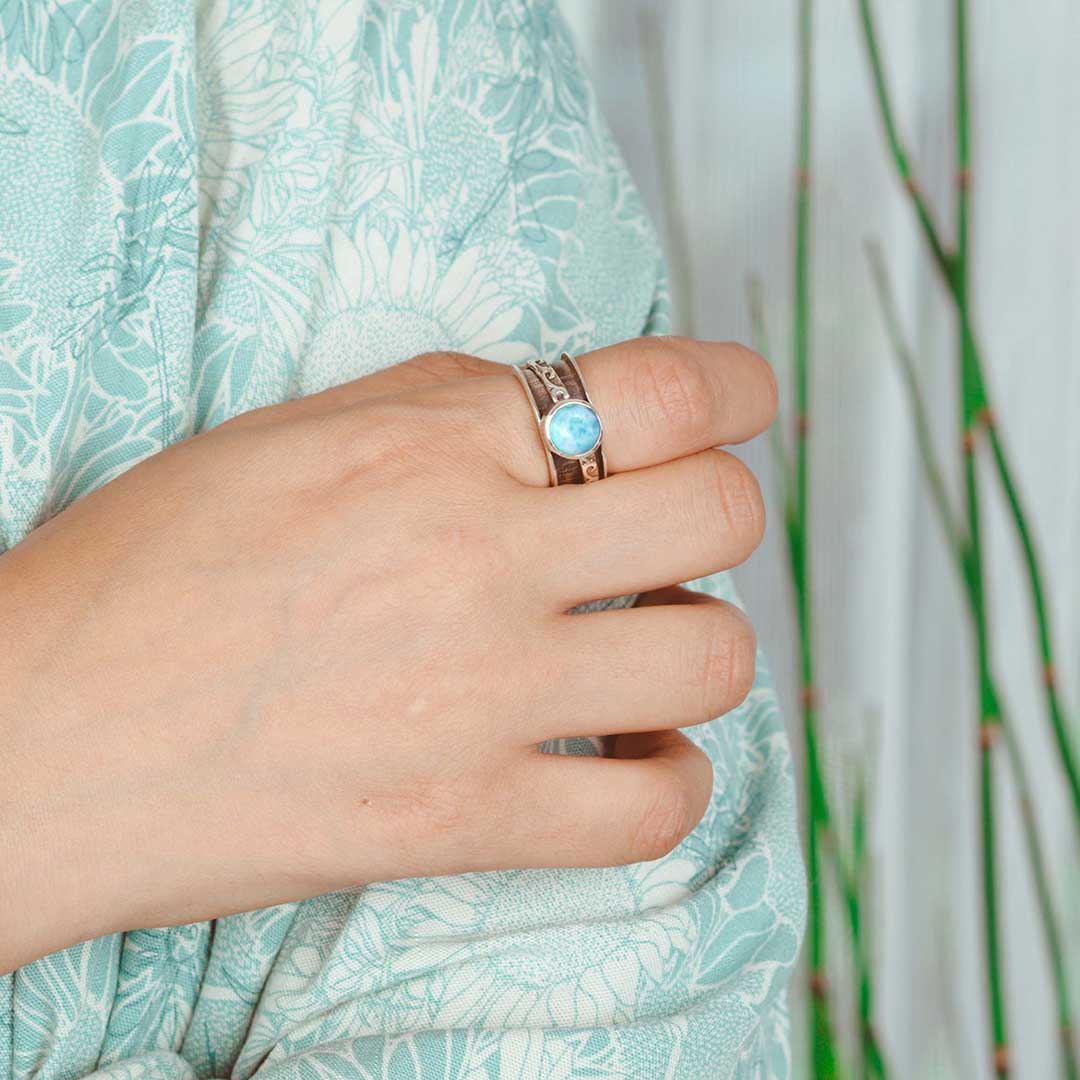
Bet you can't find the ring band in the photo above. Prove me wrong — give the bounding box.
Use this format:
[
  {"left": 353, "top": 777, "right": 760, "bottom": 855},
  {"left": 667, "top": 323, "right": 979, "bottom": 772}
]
[{"left": 513, "top": 352, "right": 606, "bottom": 486}]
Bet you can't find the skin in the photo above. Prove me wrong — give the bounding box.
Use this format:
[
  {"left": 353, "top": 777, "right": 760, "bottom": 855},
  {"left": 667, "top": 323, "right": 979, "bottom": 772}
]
[{"left": 0, "top": 335, "right": 777, "bottom": 974}]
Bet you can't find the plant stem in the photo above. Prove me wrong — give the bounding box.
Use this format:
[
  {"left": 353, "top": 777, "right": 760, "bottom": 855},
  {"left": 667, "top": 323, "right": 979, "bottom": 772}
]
[
  {"left": 748, "top": 276, "right": 793, "bottom": 511},
  {"left": 985, "top": 420, "right": 1080, "bottom": 822},
  {"left": 750, "top": 274, "right": 884, "bottom": 1077},
  {"left": 951, "top": 5, "right": 1010, "bottom": 1072},
  {"left": 842, "top": 765, "right": 886, "bottom": 1080},
  {"left": 851, "top": 764, "right": 868, "bottom": 1080},
  {"left": 775, "top": 4, "right": 890, "bottom": 1072},
  {"left": 790, "top": 3, "right": 838, "bottom": 1072},
  {"left": 863, "top": 242, "right": 964, "bottom": 561},
  {"left": 855, "top": 0, "right": 1080, "bottom": 830},
  {"left": 866, "top": 244, "right": 1079, "bottom": 1080},
  {"left": 854, "top": 0, "right": 954, "bottom": 287},
  {"left": 1000, "top": 718, "right": 1080, "bottom": 1080}
]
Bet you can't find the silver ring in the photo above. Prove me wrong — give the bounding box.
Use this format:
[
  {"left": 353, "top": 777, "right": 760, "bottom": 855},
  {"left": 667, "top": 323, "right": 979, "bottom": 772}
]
[{"left": 512, "top": 352, "right": 607, "bottom": 486}]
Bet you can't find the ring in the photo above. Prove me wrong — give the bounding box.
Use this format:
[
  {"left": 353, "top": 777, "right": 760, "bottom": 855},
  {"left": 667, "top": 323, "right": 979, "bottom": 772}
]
[{"left": 512, "top": 352, "right": 606, "bottom": 485}]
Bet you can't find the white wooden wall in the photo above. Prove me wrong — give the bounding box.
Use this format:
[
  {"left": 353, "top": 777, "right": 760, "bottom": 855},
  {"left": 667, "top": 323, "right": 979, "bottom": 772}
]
[{"left": 561, "top": 3, "right": 1080, "bottom": 1077}]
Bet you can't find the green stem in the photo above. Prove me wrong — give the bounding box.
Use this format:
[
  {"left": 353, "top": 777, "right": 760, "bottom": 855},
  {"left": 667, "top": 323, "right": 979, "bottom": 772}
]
[
  {"left": 855, "top": 0, "right": 1080, "bottom": 833},
  {"left": 854, "top": 0, "right": 955, "bottom": 289},
  {"left": 978, "top": 692, "right": 1007, "bottom": 1080},
  {"left": 968, "top": 459, "right": 1010, "bottom": 1080},
  {"left": 842, "top": 775, "right": 886, "bottom": 1080},
  {"left": 864, "top": 241, "right": 965, "bottom": 560},
  {"left": 747, "top": 276, "right": 794, "bottom": 512},
  {"left": 985, "top": 421, "right": 1080, "bottom": 821},
  {"left": 1000, "top": 718, "right": 1080, "bottom": 1080},
  {"left": 791, "top": 3, "right": 838, "bottom": 1072},
  {"left": 954, "top": 5, "right": 1010, "bottom": 1069},
  {"left": 789, "top": 4, "right": 890, "bottom": 1072},
  {"left": 851, "top": 767, "right": 870, "bottom": 1080},
  {"left": 865, "top": 244, "right": 1079, "bottom": 1080},
  {"left": 752, "top": 271, "right": 886, "bottom": 1077}
]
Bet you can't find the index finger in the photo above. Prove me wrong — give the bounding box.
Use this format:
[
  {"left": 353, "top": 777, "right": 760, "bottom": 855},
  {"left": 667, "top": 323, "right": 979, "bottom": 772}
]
[
  {"left": 574, "top": 336, "right": 778, "bottom": 473},
  {"left": 481, "top": 336, "right": 777, "bottom": 485}
]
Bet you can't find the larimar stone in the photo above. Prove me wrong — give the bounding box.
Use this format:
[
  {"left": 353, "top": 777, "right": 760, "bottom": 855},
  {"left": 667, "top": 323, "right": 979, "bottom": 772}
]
[{"left": 547, "top": 401, "right": 601, "bottom": 457}]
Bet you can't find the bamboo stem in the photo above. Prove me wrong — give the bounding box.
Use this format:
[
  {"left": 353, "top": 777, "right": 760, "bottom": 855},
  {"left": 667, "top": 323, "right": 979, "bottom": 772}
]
[
  {"left": 748, "top": 277, "right": 863, "bottom": 1076},
  {"left": 1000, "top": 719, "right": 1080, "bottom": 1080},
  {"left": 863, "top": 242, "right": 965, "bottom": 561},
  {"left": 774, "top": 4, "right": 891, "bottom": 1072},
  {"left": 985, "top": 421, "right": 1080, "bottom": 819},
  {"left": 866, "top": 243, "right": 1079, "bottom": 1080},
  {"left": 748, "top": 276, "right": 794, "bottom": 511},
  {"left": 951, "top": 7, "right": 1011, "bottom": 1071},
  {"left": 855, "top": 0, "right": 1080, "bottom": 830},
  {"left": 854, "top": 0, "right": 954, "bottom": 288},
  {"left": 851, "top": 765, "right": 869, "bottom": 1080},
  {"left": 791, "top": 3, "right": 830, "bottom": 1071}
]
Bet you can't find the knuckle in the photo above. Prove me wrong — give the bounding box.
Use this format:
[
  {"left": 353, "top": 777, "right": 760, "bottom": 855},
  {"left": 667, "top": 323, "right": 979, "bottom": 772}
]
[
  {"left": 356, "top": 396, "right": 465, "bottom": 473},
  {"left": 702, "top": 452, "right": 766, "bottom": 555},
  {"left": 637, "top": 340, "right": 715, "bottom": 445},
  {"left": 697, "top": 610, "right": 758, "bottom": 715},
  {"left": 410, "top": 350, "right": 499, "bottom": 381},
  {"left": 338, "top": 403, "right": 419, "bottom": 475},
  {"left": 630, "top": 768, "right": 697, "bottom": 863}
]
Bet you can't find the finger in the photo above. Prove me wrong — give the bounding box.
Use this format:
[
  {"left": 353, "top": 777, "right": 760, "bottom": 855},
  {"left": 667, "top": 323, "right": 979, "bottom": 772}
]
[
  {"left": 530, "top": 592, "right": 756, "bottom": 739},
  {"left": 372, "top": 336, "right": 776, "bottom": 487},
  {"left": 573, "top": 336, "right": 778, "bottom": 469},
  {"left": 512, "top": 729, "right": 713, "bottom": 868},
  {"left": 525, "top": 448, "right": 765, "bottom": 605},
  {"left": 493, "top": 336, "right": 777, "bottom": 485}
]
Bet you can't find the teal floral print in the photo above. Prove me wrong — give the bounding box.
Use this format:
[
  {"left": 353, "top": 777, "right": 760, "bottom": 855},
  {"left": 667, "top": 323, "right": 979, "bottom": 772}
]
[{"left": 0, "top": 2, "right": 805, "bottom": 1078}]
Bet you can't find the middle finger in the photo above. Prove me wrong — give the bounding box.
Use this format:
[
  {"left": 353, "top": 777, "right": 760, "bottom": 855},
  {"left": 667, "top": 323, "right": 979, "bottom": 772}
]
[
  {"left": 523, "top": 447, "right": 766, "bottom": 608},
  {"left": 431, "top": 335, "right": 777, "bottom": 486}
]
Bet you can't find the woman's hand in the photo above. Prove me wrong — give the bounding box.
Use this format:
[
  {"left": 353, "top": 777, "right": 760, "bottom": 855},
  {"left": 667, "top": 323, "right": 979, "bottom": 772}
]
[{"left": 0, "top": 336, "right": 776, "bottom": 972}]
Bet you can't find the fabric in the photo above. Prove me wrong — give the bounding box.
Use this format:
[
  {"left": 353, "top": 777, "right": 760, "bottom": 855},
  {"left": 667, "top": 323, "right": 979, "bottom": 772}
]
[{"left": 0, "top": 2, "right": 805, "bottom": 1078}]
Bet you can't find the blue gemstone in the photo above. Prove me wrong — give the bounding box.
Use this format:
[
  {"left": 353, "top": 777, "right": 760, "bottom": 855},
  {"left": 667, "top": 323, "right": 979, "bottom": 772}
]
[{"left": 547, "top": 401, "right": 601, "bottom": 457}]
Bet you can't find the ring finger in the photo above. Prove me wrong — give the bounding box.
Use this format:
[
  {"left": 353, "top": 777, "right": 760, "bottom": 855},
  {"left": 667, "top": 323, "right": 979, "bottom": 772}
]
[{"left": 526, "top": 586, "right": 757, "bottom": 742}]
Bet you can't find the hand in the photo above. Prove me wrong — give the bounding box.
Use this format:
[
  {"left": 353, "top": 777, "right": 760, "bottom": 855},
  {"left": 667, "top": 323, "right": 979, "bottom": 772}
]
[{"left": 0, "top": 336, "right": 776, "bottom": 971}]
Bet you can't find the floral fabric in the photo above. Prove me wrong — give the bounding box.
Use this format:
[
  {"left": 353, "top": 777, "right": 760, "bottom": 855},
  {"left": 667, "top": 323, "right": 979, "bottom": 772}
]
[{"left": 0, "top": 1, "right": 804, "bottom": 1077}]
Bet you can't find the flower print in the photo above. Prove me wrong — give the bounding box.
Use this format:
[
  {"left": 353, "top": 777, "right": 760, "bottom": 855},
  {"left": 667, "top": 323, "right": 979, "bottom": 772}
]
[
  {"left": 94, "top": 925, "right": 211, "bottom": 1068},
  {"left": 494, "top": 1027, "right": 625, "bottom": 1080},
  {"left": 484, "top": 0, "right": 590, "bottom": 139},
  {"left": 0, "top": 0, "right": 99, "bottom": 77},
  {"left": 0, "top": 108, "right": 25, "bottom": 134},
  {"left": 197, "top": 0, "right": 360, "bottom": 217},
  {"left": 680, "top": 854, "right": 801, "bottom": 1012},
  {"left": 0, "top": 253, "right": 33, "bottom": 336},
  {"left": 195, "top": 3, "right": 304, "bottom": 214},
  {"left": 300, "top": 222, "right": 529, "bottom": 394},
  {"left": 250, "top": 127, "right": 338, "bottom": 231}
]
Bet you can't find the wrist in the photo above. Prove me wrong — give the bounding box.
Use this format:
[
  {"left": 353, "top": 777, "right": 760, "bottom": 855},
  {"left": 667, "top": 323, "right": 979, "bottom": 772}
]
[{"left": 0, "top": 545, "right": 132, "bottom": 971}]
